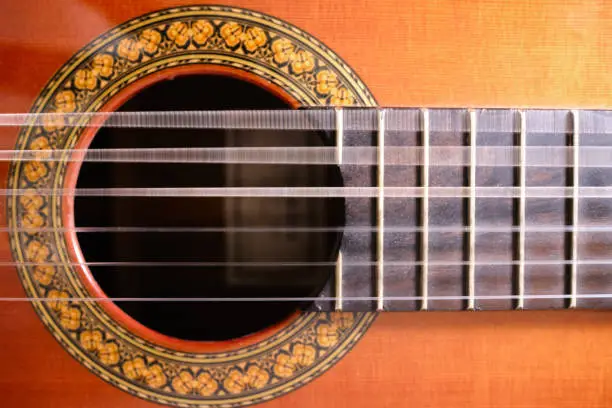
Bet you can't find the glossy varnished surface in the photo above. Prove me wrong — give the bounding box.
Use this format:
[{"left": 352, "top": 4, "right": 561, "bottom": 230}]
[{"left": 1, "top": 0, "right": 612, "bottom": 407}]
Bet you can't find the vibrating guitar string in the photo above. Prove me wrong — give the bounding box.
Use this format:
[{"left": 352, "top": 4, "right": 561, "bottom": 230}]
[
  {"left": 3, "top": 109, "right": 611, "bottom": 304},
  {"left": 6, "top": 186, "right": 612, "bottom": 198},
  {"left": 1, "top": 109, "right": 612, "bottom": 133},
  {"left": 4, "top": 260, "right": 612, "bottom": 267},
  {"left": 1, "top": 146, "right": 612, "bottom": 167},
  {"left": 8, "top": 225, "right": 612, "bottom": 233},
  {"left": 1, "top": 294, "right": 612, "bottom": 302}
]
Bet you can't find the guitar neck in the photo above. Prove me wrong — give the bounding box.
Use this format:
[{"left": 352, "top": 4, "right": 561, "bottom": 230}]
[{"left": 320, "top": 108, "right": 612, "bottom": 313}]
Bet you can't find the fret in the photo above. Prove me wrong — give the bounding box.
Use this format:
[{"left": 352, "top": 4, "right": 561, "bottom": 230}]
[
  {"left": 376, "top": 109, "right": 386, "bottom": 311},
  {"left": 335, "top": 252, "right": 343, "bottom": 311},
  {"left": 467, "top": 110, "right": 477, "bottom": 310},
  {"left": 420, "top": 108, "right": 430, "bottom": 311},
  {"left": 517, "top": 110, "right": 527, "bottom": 310},
  {"left": 335, "top": 108, "right": 344, "bottom": 164},
  {"left": 569, "top": 109, "right": 580, "bottom": 309},
  {"left": 334, "top": 107, "right": 344, "bottom": 311}
]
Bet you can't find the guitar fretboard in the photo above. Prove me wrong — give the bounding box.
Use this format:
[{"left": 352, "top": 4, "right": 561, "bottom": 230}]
[{"left": 315, "top": 108, "right": 612, "bottom": 312}]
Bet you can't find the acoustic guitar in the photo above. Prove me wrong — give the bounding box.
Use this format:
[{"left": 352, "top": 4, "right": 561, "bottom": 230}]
[{"left": 1, "top": 1, "right": 611, "bottom": 407}]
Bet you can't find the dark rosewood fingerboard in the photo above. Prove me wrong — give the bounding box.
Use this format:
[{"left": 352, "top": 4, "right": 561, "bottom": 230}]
[{"left": 313, "top": 108, "right": 612, "bottom": 312}]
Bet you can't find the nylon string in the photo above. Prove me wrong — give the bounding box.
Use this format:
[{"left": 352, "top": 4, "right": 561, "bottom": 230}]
[{"left": 3, "top": 146, "right": 612, "bottom": 167}]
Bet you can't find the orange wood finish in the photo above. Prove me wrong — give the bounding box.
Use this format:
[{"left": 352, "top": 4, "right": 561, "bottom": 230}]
[{"left": 1, "top": 1, "right": 612, "bottom": 407}]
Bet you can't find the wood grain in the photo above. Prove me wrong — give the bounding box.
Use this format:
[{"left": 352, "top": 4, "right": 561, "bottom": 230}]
[{"left": 1, "top": 0, "right": 612, "bottom": 407}]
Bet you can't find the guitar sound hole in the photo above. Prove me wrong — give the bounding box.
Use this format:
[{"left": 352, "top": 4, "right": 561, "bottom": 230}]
[{"left": 74, "top": 75, "right": 344, "bottom": 341}]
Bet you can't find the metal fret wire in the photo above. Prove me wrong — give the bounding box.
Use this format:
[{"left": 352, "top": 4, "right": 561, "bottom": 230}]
[
  {"left": 376, "top": 109, "right": 385, "bottom": 311},
  {"left": 570, "top": 110, "right": 580, "bottom": 308},
  {"left": 335, "top": 108, "right": 344, "bottom": 164},
  {"left": 334, "top": 107, "right": 344, "bottom": 311},
  {"left": 335, "top": 252, "right": 343, "bottom": 311},
  {"left": 420, "top": 108, "right": 430, "bottom": 311},
  {"left": 517, "top": 110, "right": 526, "bottom": 310},
  {"left": 467, "top": 111, "right": 477, "bottom": 310}
]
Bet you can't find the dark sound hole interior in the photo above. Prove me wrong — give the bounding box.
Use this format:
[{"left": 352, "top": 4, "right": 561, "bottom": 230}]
[{"left": 74, "top": 75, "right": 344, "bottom": 341}]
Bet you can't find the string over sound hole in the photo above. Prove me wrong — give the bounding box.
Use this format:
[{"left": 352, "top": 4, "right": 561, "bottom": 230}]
[{"left": 74, "top": 75, "right": 344, "bottom": 341}]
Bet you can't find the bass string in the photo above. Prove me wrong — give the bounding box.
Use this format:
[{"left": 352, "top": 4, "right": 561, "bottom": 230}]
[
  {"left": 2, "top": 294, "right": 612, "bottom": 302},
  {"left": 5, "top": 259, "right": 612, "bottom": 267},
  {"left": 6, "top": 225, "right": 612, "bottom": 233},
  {"left": 2, "top": 109, "right": 612, "bottom": 134},
  {"left": 3, "top": 146, "right": 612, "bottom": 167},
  {"left": 6, "top": 186, "right": 612, "bottom": 197}
]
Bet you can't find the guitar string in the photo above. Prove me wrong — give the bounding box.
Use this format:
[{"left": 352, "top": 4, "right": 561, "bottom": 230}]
[
  {"left": 2, "top": 109, "right": 612, "bottom": 133},
  {"left": 5, "top": 186, "right": 612, "bottom": 197},
  {"left": 4, "top": 260, "right": 612, "bottom": 267},
  {"left": 7, "top": 225, "right": 612, "bottom": 233},
  {"left": 3, "top": 109, "right": 609, "bottom": 304},
  {"left": 2, "top": 146, "right": 612, "bottom": 167},
  {"left": 1, "top": 294, "right": 612, "bottom": 302}
]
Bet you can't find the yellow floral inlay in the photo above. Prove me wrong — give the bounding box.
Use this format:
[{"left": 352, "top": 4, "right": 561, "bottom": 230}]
[
  {"left": 21, "top": 190, "right": 45, "bottom": 230},
  {"left": 244, "top": 365, "right": 269, "bottom": 389},
  {"left": 331, "top": 312, "right": 354, "bottom": 329},
  {"left": 223, "top": 369, "right": 245, "bottom": 394},
  {"left": 30, "top": 136, "right": 51, "bottom": 151},
  {"left": 242, "top": 27, "right": 266, "bottom": 52},
  {"left": 330, "top": 87, "right": 355, "bottom": 106},
  {"left": 167, "top": 22, "right": 190, "bottom": 47},
  {"left": 47, "top": 289, "right": 69, "bottom": 312},
  {"left": 273, "top": 343, "right": 317, "bottom": 378},
  {"left": 139, "top": 29, "right": 162, "bottom": 54},
  {"left": 26, "top": 239, "right": 51, "bottom": 263},
  {"left": 273, "top": 353, "right": 295, "bottom": 378},
  {"left": 123, "top": 357, "right": 147, "bottom": 381},
  {"left": 92, "top": 54, "right": 114, "bottom": 78},
  {"left": 316, "top": 70, "right": 339, "bottom": 95},
  {"left": 80, "top": 330, "right": 120, "bottom": 365},
  {"left": 122, "top": 357, "right": 166, "bottom": 388},
  {"left": 272, "top": 38, "right": 295, "bottom": 64},
  {"left": 74, "top": 69, "right": 97, "bottom": 91},
  {"left": 291, "top": 343, "right": 316, "bottom": 367},
  {"left": 192, "top": 20, "right": 214, "bottom": 45},
  {"left": 20, "top": 190, "right": 44, "bottom": 212},
  {"left": 23, "top": 161, "right": 48, "bottom": 183},
  {"left": 80, "top": 329, "right": 103, "bottom": 352},
  {"left": 167, "top": 21, "right": 214, "bottom": 47},
  {"left": 59, "top": 307, "right": 82, "bottom": 330},
  {"left": 54, "top": 90, "right": 76, "bottom": 113},
  {"left": 316, "top": 323, "right": 340, "bottom": 347},
  {"left": 145, "top": 364, "right": 167, "bottom": 389},
  {"left": 33, "top": 265, "right": 54, "bottom": 286},
  {"left": 290, "top": 50, "right": 315, "bottom": 74},
  {"left": 220, "top": 22, "right": 243, "bottom": 48},
  {"left": 117, "top": 38, "right": 142, "bottom": 62},
  {"left": 22, "top": 210, "right": 45, "bottom": 229},
  {"left": 98, "top": 342, "right": 120, "bottom": 365},
  {"left": 172, "top": 371, "right": 218, "bottom": 396},
  {"left": 224, "top": 365, "right": 269, "bottom": 394}
]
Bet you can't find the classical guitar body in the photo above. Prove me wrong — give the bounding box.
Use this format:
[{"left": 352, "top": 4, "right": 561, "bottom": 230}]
[{"left": 1, "top": 1, "right": 612, "bottom": 407}]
